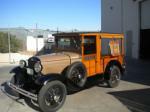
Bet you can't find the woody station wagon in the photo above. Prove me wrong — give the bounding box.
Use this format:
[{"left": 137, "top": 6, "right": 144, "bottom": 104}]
[{"left": 8, "top": 32, "right": 125, "bottom": 112}]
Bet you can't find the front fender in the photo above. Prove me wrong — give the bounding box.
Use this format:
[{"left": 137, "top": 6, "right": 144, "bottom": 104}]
[
  {"left": 9, "top": 66, "right": 27, "bottom": 86},
  {"left": 10, "top": 66, "right": 21, "bottom": 74},
  {"left": 35, "top": 74, "right": 65, "bottom": 86},
  {"left": 10, "top": 66, "right": 26, "bottom": 74}
]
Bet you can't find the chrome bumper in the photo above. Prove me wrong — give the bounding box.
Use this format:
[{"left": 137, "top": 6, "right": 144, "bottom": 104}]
[{"left": 7, "top": 82, "right": 37, "bottom": 101}]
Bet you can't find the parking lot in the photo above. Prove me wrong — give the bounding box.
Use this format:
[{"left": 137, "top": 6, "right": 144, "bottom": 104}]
[{"left": 0, "top": 58, "right": 150, "bottom": 112}]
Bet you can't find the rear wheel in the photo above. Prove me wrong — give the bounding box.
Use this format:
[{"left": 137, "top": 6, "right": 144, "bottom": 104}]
[
  {"left": 106, "top": 65, "right": 121, "bottom": 88},
  {"left": 38, "top": 80, "right": 67, "bottom": 112}
]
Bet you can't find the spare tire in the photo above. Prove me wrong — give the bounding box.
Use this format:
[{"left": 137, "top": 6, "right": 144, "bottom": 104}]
[{"left": 66, "top": 62, "right": 87, "bottom": 90}]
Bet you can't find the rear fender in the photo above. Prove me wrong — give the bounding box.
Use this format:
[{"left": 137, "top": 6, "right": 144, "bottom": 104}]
[{"left": 104, "top": 60, "right": 123, "bottom": 80}]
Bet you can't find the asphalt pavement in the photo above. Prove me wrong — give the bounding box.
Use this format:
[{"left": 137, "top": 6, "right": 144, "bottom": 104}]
[{"left": 0, "top": 58, "right": 150, "bottom": 112}]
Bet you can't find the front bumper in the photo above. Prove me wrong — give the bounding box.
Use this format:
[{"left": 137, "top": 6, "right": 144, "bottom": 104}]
[{"left": 8, "top": 82, "right": 37, "bottom": 101}]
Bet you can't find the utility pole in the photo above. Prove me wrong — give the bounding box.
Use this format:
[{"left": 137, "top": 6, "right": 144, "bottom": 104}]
[
  {"left": 36, "top": 23, "right": 38, "bottom": 53},
  {"left": 8, "top": 31, "right": 11, "bottom": 63},
  {"left": 57, "top": 27, "right": 59, "bottom": 34}
]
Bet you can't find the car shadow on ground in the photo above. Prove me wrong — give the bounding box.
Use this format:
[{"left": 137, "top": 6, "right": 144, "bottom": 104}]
[
  {"left": 1, "top": 82, "right": 24, "bottom": 105},
  {"left": 108, "top": 88, "right": 150, "bottom": 112},
  {"left": 67, "top": 74, "right": 108, "bottom": 95},
  {"left": 108, "top": 58, "right": 150, "bottom": 112},
  {"left": 1, "top": 76, "right": 106, "bottom": 112},
  {"left": 0, "top": 82, "right": 42, "bottom": 112}
]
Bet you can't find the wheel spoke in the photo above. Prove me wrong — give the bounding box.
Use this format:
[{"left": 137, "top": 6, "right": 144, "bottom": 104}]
[
  {"left": 110, "top": 68, "right": 120, "bottom": 84},
  {"left": 45, "top": 86, "right": 63, "bottom": 107},
  {"left": 69, "top": 68, "right": 83, "bottom": 86}
]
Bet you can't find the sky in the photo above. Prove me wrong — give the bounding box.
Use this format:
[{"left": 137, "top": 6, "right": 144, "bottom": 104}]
[{"left": 0, "top": 0, "right": 101, "bottom": 31}]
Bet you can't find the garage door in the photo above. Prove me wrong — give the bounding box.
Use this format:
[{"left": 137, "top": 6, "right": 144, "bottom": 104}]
[{"left": 140, "top": 0, "right": 150, "bottom": 59}]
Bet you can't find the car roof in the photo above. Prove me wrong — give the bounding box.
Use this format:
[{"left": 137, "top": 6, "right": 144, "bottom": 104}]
[
  {"left": 53, "top": 32, "right": 123, "bottom": 38},
  {"left": 52, "top": 32, "right": 99, "bottom": 37}
]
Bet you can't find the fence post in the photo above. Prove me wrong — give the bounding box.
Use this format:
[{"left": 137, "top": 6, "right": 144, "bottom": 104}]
[{"left": 8, "top": 31, "right": 11, "bottom": 63}]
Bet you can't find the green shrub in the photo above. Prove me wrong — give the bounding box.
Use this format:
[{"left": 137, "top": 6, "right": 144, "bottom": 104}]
[{"left": 0, "top": 32, "right": 23, "bottom": 53}]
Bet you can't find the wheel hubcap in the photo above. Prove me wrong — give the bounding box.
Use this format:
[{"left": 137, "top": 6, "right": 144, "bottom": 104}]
[
  {"left": 111, "top": 69, "right": 120, "bottom": 84},
  {"left": 45, "top": 86, "right": 63, "bottom": 107},
  {"left": 70, "top": 68, "right": 83, "bottom": 85}
]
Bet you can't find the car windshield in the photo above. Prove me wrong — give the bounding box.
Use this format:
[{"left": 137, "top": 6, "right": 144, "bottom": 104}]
[
  {"left": 52, "top": 36, "right": 81, "bottom": 53},
  {"left": 35, "top": 36, "right": 81, "bottom": 56}
]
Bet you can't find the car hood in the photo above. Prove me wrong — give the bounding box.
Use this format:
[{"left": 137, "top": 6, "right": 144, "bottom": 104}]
[{"left": 37, "top": 52, "right": 81, "bottom": 62}]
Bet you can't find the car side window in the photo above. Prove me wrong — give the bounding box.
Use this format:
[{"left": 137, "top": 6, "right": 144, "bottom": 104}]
[{"left": 83, "top": 36, "right": 96, "bottom": 55}]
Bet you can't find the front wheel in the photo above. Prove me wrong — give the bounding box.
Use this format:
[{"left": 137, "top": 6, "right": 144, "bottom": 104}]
[
  {"left": 106, "top": 65, "right": 121, "bottom": 88},
  {"left": 38, "top": 80, "right": 67, "bottom": 112}
]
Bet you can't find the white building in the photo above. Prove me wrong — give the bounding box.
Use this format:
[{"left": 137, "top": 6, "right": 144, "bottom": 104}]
[
  {"left": 27, "top": 36, "right": 44, "bottom": 52},
  {"left": 101, "top": 0, "right": 150, "bottom": 59},
  {"left": 26, "top": 29, "right": 56, "bottom": 52}
]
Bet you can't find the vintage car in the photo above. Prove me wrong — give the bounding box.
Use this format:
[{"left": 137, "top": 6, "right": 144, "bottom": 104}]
[{"left": 8, "top": 32, "right": 125, "bottom": 112}]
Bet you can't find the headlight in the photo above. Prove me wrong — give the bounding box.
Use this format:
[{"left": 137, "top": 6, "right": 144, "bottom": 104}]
[
  {"left": 19, "top": 60, "right": 26, "bottom": 68},
  {"left": 34, "top": 62, "right": 42, "bottom": 73}
]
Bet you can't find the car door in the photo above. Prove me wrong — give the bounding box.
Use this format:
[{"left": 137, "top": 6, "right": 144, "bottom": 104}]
[{"left": 82, "top": 35, "right": 97, "bottom": 76}]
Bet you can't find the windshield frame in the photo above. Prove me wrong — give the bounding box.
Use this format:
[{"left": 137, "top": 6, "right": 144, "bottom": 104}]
[{"left": 51, "top": 36, "right": 81, "bottom": 54}]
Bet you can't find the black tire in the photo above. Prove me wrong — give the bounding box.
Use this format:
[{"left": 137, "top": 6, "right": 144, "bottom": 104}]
[
  {"left": 106, "top": 65, "right": 121, "bottom": 88},
  {"left": 38, "top": 80, "right": 67, "bottom": 112},
  {"left": 24, "top": 97, "right": 40, "bottom": 111},
  {"left": 66, "top": 62, "right": 87, "bottom": 91}
]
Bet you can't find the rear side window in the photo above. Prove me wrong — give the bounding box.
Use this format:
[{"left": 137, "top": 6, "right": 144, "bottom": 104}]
[
  {"left": 83, "top": 36, "right": 96, "bottom": 55},
  {"left": 101, "top": 38, "right": 122, "bottom": 56}
]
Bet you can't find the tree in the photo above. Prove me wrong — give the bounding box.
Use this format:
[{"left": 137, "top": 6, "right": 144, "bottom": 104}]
[{"left": 0, "top": 32, "right": 23, "bottom": 53}]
